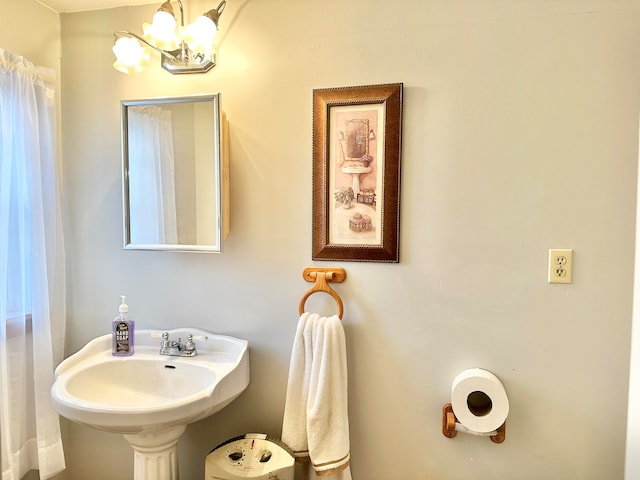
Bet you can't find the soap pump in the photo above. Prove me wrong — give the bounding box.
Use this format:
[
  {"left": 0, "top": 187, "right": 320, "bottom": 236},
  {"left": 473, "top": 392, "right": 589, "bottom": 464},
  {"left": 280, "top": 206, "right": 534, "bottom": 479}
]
[{"left": 112, "top": 295, "right": 134, "bottom": 356}]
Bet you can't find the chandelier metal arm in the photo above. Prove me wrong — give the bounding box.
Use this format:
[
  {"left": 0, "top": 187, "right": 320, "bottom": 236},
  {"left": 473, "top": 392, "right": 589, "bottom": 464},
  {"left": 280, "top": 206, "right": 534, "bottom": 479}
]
[{"left": 176, "top": 0, "right": 185, "bottom": 27}]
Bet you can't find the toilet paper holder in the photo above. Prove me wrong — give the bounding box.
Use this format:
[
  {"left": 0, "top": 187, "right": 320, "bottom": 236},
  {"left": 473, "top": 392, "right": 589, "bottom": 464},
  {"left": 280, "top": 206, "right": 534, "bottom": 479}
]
[{"left": 442, "top": 403, "right": 506, "bottom": 443}]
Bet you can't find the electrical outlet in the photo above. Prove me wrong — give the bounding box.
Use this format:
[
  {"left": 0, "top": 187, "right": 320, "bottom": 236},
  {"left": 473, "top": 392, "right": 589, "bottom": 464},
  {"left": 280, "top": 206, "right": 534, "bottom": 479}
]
[{"left": 548, "top": 249, "right": 573, "bottom": 284}]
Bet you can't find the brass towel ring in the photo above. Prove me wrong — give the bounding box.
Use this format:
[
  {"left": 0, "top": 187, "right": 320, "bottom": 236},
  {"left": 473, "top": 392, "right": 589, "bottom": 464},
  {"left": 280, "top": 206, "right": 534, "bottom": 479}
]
[{"left": 298, "top": 267, "right": 347, "bottom": 319}]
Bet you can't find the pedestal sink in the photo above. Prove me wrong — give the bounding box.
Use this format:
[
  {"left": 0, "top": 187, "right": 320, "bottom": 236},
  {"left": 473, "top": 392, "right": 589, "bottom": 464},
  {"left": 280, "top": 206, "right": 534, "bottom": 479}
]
[
  {"left": 342, "top": 165, "right": 372, "bottom": 194},
  {"left": 50, "top": 328, "right": 249, "bottom": 480}
]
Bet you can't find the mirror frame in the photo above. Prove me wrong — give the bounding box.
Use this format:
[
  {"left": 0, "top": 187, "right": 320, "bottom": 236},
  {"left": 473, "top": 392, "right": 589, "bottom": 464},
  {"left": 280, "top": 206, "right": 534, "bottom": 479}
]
[{"left": 121, "top": 93, "right": 227, "bottom": 252}]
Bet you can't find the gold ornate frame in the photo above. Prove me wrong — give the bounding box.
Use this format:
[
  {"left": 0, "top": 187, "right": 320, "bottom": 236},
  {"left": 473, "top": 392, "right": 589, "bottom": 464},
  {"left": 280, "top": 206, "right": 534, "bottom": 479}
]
[{"left": 312, "top": 83, "right": 403, "bottom": 262}]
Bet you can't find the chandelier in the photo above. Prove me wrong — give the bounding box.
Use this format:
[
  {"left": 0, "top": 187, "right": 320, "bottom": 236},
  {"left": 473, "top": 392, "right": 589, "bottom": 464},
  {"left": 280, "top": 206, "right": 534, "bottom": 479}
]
[{"left": 112, "top": 0, "right": 226, "bottom": 75}]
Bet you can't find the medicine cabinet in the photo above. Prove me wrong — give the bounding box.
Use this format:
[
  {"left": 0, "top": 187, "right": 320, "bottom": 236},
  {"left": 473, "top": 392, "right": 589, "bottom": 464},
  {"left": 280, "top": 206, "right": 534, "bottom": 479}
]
[{"left": 121, "top": 94, "right": 228, "bottom": 252}]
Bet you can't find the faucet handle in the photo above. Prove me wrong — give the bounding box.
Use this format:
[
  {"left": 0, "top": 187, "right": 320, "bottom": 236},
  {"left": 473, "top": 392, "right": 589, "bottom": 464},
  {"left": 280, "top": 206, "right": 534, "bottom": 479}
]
[
  {"left": 151, "top": 331, "right": 171, "bottom": 351},
  {"left": 185, "top": 335, "right": 196, "bottom": 352},
  {"left": 189, "top": 334, "right": 208, "bottom": 341},
  {"left": 150, "top": 331, "right": 170, "bottom": 339}
]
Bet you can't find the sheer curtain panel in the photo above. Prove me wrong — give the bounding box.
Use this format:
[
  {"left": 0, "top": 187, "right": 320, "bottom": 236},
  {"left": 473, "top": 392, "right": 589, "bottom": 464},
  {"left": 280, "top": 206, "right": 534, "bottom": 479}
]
[
  {"left": 128, "top": 105, "right": 178, "bottom": 245},
  {"left": 0, "top": 49, "right": 66, "bottom": 480}
]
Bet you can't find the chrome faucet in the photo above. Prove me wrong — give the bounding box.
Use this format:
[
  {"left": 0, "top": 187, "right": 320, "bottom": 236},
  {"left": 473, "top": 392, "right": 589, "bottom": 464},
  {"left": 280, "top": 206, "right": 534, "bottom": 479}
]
[{"left": 159, "top": 332, "right": 199, "bottom": 357}]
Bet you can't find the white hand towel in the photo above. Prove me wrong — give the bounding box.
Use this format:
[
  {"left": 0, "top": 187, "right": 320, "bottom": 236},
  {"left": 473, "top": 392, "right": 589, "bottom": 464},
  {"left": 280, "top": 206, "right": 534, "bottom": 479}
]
[{"left": 282, "top": 313, "right": 352, "bottom": 479}]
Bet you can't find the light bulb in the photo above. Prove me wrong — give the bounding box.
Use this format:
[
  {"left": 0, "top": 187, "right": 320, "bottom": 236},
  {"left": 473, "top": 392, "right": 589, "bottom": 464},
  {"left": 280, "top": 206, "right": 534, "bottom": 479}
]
[
  {"left": 153, "top": 9, "right": 176, "bottom": 32},
  {"left": 142, "top": 9, "right": 179, "bottom": 50},
  {"left": 184, "top": 16, "right": 217, "bottom": 54},
  {"left": 112, "top": 37, "right": 150, "bottom": 74}
]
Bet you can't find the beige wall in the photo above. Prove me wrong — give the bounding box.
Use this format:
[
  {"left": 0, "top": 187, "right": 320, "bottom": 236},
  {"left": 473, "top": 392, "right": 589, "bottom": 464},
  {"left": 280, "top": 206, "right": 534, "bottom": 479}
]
[
  {"left": 2, "top": 0, "right": 60, "bottom": 66},
  {"left": 5, "top": 0, "right": 640, "bottom": 478}
]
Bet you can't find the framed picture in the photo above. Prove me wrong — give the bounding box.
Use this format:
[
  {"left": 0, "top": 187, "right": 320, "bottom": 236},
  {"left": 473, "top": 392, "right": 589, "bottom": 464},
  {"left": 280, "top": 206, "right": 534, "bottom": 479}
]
[{"left": 312, "top": 83, "right": 403, "bottom": 262}]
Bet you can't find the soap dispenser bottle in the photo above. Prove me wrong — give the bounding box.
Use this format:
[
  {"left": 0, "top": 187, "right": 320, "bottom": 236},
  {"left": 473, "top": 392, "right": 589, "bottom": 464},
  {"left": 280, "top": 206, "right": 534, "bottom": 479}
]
[{"left": 112, "top": 295, "right": 134, "bottom": 356}]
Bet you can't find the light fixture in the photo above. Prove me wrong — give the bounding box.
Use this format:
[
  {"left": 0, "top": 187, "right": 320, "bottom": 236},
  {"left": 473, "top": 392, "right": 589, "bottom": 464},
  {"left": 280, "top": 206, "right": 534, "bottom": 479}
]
[{"left": 113, "top": 0, "right": 226, "bottom": 75}]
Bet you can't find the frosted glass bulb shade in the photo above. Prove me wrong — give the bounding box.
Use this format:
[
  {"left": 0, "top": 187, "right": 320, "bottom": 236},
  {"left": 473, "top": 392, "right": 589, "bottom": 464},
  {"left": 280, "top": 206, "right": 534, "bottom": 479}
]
[
  {"left": 142, "top": 10, "right": 179, "bottom": 50},
  {"left": 112, "top": 37, "right": 150, "bottom": 75},
  {"left": 152, "top": 9, "right": 176, "bottom": 31},
  {"left": 184, "top": 16, "right": 217, "bottom": 54}
]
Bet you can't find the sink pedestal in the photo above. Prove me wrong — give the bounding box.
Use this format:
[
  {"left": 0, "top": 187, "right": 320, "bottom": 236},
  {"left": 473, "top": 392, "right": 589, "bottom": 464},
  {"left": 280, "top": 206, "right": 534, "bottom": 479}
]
[
  {"left": 124, "top": 425, "right": 186, "bottom": 480},
  {"left": 341, "top": 166, "right": 372, "bottom": 196}
]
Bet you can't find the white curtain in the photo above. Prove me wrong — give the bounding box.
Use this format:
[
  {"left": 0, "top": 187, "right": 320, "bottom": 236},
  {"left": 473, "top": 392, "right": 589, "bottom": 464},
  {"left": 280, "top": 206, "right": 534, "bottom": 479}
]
[
  {"left": 128, "top": 105, "right": 177, "bottom": 245},
  {"left": 0, "top": 49, "right": 66, "bottom": 479}
]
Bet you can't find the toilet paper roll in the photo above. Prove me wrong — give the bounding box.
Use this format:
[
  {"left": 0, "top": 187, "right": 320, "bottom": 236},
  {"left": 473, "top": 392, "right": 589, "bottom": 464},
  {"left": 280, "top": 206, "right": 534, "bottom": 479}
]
[{"left": 451, "top": 368, "right": 509, "bottom": 433}]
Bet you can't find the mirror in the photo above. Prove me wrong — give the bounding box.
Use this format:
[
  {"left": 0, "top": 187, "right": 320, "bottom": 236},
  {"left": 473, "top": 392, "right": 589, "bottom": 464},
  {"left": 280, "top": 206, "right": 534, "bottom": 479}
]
[
  {"left": 121, "top": 94, "right": 227, "bottom": 252},
  {"left": 344, "top": 118, "right": 369, "bottom": 160}
]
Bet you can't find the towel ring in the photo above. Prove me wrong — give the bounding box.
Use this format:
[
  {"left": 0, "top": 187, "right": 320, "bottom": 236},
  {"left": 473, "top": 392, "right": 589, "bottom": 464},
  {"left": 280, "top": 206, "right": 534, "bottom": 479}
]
[{"left": 298, "top": 267, "right": 347, "bottom": 319}]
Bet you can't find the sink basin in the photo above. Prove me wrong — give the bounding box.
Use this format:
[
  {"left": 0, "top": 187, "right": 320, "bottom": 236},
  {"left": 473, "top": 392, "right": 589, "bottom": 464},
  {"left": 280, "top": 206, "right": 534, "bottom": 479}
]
[
  {"left": 51, "top": 328, "right": 249, "bottom": 480},
  {"left": 62, "top": 358, "right": 217, "bottom": 407},
  {"left": 341, "top": 166, "right": 371, "bottom": 174}
]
